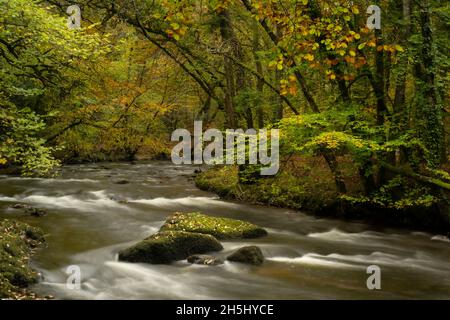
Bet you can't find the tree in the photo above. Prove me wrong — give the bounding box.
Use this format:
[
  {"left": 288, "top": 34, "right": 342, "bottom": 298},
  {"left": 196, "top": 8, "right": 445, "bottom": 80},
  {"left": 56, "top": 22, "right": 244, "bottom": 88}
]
[{"left": 0, "top": 0, "right": 105, "bottom": 174}]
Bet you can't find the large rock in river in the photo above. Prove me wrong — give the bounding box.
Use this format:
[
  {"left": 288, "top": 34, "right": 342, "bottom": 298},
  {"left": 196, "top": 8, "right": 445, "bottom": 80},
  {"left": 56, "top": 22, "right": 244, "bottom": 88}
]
[
  {"left": 160, "top": 212, "right": 268, "bottom": 240},
  {"left": 118, "top": 231, "right": 223, "bottom": 264},
  {"left": 226, "top": 246, "right": 264, "bottom": 265}
]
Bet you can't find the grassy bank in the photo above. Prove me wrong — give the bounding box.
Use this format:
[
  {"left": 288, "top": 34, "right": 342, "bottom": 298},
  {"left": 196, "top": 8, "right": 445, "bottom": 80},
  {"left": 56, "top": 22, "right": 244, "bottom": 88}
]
[
  {"left": 195, "top": 160, "right": 450, "bottom": 233},
  {"left": 0, "top": 220, "right": 45, "bottom": 299}
]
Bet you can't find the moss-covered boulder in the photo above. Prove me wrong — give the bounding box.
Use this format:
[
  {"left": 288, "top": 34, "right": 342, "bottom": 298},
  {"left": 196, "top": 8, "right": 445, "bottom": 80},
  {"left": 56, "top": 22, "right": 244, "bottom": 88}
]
[
  {"left": 118, "top": 231, "right": 223, "bottom": 264},
  {"left": 226, "top": 246, "right": 264, "bottom": 265},
  {"left": 0, "top": 219, "right": 45, "bottom": 299},
  {"left": 160, "top": 212, "right": 268, "bottom": 240}
]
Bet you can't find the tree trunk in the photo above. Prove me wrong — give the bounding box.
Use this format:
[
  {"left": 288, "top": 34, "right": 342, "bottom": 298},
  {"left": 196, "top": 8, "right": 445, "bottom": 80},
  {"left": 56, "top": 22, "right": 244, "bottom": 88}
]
[
  {"left": 273, "top": 24, "right": 284, "bottom": 122},
  {"left": 219, "top": 9, "right": 238, "bottom": 128},
  {"left": 252, "top": 20, "right": 265, "bottom": 129},
  {"left": 323, "top": 153, "right": 347, "bottom": 194},
  {"left": 393, "top": 0, "right": 411, "bottom": 118},
  {"left": 413, "top": 0, "right": 444, "bottom": 167}
]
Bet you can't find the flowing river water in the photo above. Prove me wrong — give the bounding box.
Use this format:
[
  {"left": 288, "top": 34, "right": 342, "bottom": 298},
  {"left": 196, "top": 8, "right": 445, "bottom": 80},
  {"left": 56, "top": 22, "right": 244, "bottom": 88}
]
[{"left": 0, "top": 161, "right": 449, "bottom": 299}]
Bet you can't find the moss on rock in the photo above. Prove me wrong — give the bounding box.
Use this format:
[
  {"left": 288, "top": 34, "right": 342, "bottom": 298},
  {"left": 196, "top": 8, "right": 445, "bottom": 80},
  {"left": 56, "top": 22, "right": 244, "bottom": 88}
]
[
  {"left": 118, "top": 231, "right": 223, "bottom": 264},
  {"left": 160, "top": 212, "right": 268, "bottom": 240},
  {"left": 0, "top": 219, "right": 45, "bottom": 299}
]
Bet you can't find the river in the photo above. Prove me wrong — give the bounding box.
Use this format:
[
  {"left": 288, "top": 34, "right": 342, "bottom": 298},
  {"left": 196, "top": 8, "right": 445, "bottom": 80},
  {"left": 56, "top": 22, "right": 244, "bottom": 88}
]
[{"left": 0, "top": 161, "right": 449, "bottom": 299}]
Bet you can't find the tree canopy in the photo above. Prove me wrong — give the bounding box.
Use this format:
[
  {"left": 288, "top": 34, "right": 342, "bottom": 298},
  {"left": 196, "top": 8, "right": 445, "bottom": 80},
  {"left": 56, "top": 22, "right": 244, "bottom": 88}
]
[{"left": 0, "top": 0, "right": 448, "bottom": 209}]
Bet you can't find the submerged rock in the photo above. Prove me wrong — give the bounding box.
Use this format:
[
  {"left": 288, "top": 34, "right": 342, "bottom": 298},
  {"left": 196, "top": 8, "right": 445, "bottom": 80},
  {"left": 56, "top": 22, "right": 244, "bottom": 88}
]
[
  {"left": 187, "top": 254, "right": 223, "bottom": 266},
  {"left": 115, "top": 180, "right": 130, "bottom": 185},
  {"left": 10, "top": 203, "right": 31, "bottom": 210},
  {"left": 24, "top": 227, "right": 45, "bottom": 243},
  {"left": 25, "top": 207, "right": 47, "bottom": 217},
  {"left": 10, "top": 204, "right": 47, "bottom": 217},
  {"left": 118, "top": 231, "right": 223, "bottom": 264},
  {"left": 226, "top": 246, "right": 264, "bottom": 265},
  {"left": 160, "top": 212, "right": 268, "bottom": 240}
]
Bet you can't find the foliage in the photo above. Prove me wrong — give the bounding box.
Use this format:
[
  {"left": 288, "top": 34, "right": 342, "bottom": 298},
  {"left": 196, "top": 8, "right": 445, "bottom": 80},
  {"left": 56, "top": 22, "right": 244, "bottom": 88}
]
[
  {"left": 0, "top": 0, "right": 448, "bottom": 213},
  {"left": 0, "top": 0, "right": 107, "bottom": 174},
  {"left": 0, "top": 105, "right": 59, "bottom": 175},
  {"left": 341, "top": 177, "right": 439, "bottom": 210}
]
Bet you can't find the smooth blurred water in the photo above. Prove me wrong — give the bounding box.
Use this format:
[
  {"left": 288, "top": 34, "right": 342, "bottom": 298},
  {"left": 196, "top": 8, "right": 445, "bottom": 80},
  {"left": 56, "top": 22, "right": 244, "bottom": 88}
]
[{"left": 0, "top": 161, "right": 449, "bottom": 299}]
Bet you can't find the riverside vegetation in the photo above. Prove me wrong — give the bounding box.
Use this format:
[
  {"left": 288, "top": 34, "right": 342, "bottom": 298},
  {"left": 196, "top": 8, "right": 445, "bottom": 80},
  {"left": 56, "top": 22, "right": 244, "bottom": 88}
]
[
  {"left": 0, "top": 0, "right": 449, "bottom": 299},
  {"left": 195, "top": 163, "right": 450, "bottom": 232}
]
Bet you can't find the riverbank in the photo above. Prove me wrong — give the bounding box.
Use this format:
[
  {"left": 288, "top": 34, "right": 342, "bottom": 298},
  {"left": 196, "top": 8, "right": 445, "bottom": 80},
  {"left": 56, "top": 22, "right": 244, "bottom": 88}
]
[
  {"left": 0, "top": 220, "right": 45, "bottom": 299},
  {"left": 195, "top": 163, "right": 450, "bottom": 234}
]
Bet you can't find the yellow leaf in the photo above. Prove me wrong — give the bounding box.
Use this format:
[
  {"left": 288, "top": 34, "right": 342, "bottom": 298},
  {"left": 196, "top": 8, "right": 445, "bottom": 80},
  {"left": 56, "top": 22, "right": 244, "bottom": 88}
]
[
  {"left": 304, "top": 53, "right": 314, "bottom": 61},
  {"left": 395, "top": 45, "right": 404, "bottom": 52},
  {"left": 170, "top": 23, "right": 180, "bottom": 30},
  {"left": 352, "top": 6, "right": 360, "bottom": 14}
]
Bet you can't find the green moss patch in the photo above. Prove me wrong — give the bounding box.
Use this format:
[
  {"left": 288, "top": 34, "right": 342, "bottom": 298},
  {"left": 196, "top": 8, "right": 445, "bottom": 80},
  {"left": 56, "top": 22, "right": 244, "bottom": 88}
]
[
  {"left": 160, "top": 212, "right": 268, "bottom": 240},
  {"left": 194, "top": 164, "right": 340, "bottom": 212},
  {"left": 0, "top": 219, "right": 45, "bottom": 299},
  {"left": 118, "top": 231, "right": 223, "bottom": 264}
]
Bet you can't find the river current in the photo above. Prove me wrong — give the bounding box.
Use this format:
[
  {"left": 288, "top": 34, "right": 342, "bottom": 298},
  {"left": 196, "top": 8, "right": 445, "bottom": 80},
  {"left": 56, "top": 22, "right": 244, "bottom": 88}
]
[{"left": 0, "top": 161, "right": 449, "bottom": 299}]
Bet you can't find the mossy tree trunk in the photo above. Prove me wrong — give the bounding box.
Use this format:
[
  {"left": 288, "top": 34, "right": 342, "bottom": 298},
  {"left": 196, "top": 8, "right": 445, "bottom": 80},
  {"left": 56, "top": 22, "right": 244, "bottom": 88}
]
[{"left": 413, "top": 0, "right": 445, "bottom": 168}]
